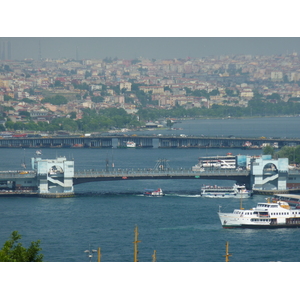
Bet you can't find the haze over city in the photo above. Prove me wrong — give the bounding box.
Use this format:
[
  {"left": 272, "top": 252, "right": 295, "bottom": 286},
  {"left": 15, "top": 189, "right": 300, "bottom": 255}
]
[{"left": 1, "top": 37, "right": 300, "bottom": 60}]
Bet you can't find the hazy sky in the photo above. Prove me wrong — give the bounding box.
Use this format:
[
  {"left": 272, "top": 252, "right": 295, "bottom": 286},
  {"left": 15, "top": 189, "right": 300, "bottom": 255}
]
[
  {"left": 1, "top": 37, "right": 300, "bottom": 60},
  {"left": 2, "top": 1, "right": 300, "bottom": 61}
]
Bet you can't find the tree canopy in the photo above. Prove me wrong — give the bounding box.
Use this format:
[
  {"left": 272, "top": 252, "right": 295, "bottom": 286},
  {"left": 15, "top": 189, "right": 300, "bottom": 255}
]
[{"left": 0, "top": 231, "right": 43, "bottom": 262}]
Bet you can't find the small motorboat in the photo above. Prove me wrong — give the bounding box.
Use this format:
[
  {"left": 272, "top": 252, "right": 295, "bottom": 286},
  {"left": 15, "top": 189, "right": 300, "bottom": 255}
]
[{"left": 144, "top": 188, "right": 164, "bottom": 197}]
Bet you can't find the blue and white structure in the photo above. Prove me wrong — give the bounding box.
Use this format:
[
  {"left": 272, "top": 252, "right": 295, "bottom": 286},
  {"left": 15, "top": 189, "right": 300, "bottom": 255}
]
[
  {"left": 250, "top": 155, "right": 289, "bottom": 192},
  {"left": 32, "top": 156, "right": 74, "bottom": 197}
]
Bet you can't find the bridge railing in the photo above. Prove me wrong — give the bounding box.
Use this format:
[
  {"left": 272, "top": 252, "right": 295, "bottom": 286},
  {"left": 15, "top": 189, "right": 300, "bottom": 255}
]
[
  {"left": 0, "top": 171, "right": 36, "bottom": 179},
  {"left": 74, "top": 168, "right": 250, "bottom": 177}
]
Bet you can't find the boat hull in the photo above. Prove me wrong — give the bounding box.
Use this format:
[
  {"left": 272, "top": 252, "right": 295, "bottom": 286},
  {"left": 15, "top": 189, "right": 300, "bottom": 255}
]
[
  {"left": 202, "top": 193, "right": 251, "bottom": 198},
  {"left": 218, "top": 211, "right": 300, "bottom": 229},
  {"left": 222, "top": 223, "right": 300, "bottom": 229}
]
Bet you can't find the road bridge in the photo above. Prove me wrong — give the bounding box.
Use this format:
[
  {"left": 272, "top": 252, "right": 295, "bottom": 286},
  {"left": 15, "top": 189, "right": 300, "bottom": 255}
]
[
  {"left": 0, "top": 134, "right": 300, "bottom": 148},
  {"left": 73, "top": 168, "right": 250, "bottom": 186},
  {"left": 1, "top": 155, "right": 300, "bottom": 197}
]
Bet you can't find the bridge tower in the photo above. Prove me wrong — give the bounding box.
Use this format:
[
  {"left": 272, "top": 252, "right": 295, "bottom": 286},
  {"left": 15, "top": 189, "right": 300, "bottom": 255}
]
[
  {"left": 250, "top": 155, "right": 288, "bottom": 192},
  {"left": 31, "top": 156, "right": 74, "bottom": 197}
]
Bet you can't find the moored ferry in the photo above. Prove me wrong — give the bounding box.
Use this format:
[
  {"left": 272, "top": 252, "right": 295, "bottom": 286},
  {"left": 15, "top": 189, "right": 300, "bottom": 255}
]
[
  {"left": 218, "top": 199, "right": 300, "bottom": 228},
  {"left": 201, "top": 184, "right": 252, "bottom": 198}
]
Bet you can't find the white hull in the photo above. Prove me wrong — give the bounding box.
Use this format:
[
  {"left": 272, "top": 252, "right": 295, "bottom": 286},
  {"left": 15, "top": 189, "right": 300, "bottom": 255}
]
[
  {"left": 126, "top": 141, "right": 136, "bottom": 148},
  {"left": 201, "top": 184, "right": 252, "bottom": 198},
  {"left": 203, "top": 193, "right": 251, "bottom": 198},
  {"left": 218, "top": 200, "right": 300, "bottom": 228}
]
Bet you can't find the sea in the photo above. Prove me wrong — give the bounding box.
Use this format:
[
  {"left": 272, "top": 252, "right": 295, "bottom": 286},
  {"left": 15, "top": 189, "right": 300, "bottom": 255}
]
[{"left": 1, "top": 116, "right": 300, "bottom": 264}]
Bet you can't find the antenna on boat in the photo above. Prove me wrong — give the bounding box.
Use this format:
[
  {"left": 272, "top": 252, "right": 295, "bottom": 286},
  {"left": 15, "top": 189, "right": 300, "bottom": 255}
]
[{"left": 223, "top": 241, "right": 232, "bottom": 262}]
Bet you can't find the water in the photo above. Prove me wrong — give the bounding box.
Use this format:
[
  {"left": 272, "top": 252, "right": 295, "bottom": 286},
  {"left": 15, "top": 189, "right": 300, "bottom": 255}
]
[{"left": 1, "top": 117, "right": 300, "bottom": 262}]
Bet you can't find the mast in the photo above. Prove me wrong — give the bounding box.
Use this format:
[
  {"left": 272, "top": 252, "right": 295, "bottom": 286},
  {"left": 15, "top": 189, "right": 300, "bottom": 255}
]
[
  {"left": 152, "top": 250, "right": 157, "bottom": 262},
  {"left": 223, "top": 241, "right": 232, "bottom": 262},
  {"left": 97, "top": 247, "right": 101, "bottom": 262},
  {"left": 133, "top": 225, "right": 141, "bottom": 262}
]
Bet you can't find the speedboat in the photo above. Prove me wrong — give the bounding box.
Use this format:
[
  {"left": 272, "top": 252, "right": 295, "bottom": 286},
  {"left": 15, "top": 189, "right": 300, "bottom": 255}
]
[{"left": 144, "top": 188, "right": 164, "bottom": 197}]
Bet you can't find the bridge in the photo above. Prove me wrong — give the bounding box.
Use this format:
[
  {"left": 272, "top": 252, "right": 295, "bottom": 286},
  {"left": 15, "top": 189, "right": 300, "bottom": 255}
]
[
  {"left": 1, "top": 155, "right": 300, "bottom": 197},
  {"left": 0, "top": 134, "right": 300, "bottom": 148},
  {"left": 73, "top": 168, "right": 250, "bottom": 185}
]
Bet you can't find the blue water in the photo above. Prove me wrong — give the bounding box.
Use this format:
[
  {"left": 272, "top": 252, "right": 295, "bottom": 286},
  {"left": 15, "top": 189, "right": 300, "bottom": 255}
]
[{"left": 1, "top": 117, "right": 300, "bottom": 262}]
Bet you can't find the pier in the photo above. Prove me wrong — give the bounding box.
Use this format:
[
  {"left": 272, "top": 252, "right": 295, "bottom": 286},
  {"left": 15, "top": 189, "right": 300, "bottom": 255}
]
[{"left": 0, "top": 134, "right": 300, "bottom": 148}]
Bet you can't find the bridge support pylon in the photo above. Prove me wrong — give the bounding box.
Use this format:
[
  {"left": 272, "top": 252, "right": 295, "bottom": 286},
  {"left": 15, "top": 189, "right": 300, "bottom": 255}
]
[{"left": 32, "top": 156, "right": 74, "bottom": 198}]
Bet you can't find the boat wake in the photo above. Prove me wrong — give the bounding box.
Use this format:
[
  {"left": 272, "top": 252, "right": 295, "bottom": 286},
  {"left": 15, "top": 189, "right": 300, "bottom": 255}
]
[
  {"left": 75, "top": 190, "right": 202, "bottom": 197},
  {"left": 169, "top": 194, "right": 201, "bottom": 197}
]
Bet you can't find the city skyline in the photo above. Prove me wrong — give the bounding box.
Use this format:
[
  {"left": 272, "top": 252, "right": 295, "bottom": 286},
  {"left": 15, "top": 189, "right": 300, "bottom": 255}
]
[{"left": 1, "top": 37, "right": 300, "bottom": 61}]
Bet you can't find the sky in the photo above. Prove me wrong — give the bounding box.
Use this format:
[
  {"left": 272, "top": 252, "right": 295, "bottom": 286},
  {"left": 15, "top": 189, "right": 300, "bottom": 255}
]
[
  {"left": 1, "top": 37, "right": 300, "bottom": 61},
  {"left": 2, "top": 1, "right": 300, "bottom": 60}
]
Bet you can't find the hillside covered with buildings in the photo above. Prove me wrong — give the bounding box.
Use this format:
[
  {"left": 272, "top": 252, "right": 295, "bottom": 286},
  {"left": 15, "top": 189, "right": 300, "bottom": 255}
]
[{"left": 1, "top": 53, "right": 300, "bottom": 132}]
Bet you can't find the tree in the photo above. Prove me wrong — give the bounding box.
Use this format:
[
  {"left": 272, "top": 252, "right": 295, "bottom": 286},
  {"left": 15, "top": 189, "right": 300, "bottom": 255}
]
[
  {"left": 41, "top": 94, "right": 68, "bottom": 105},
  {"left": 69, "top": 111, "right": 77, "bottom": 119},
  {"left": 166, "top": 119, "right": 174, "bottom": 130},
  {"left": 263, "top": 145, "right": 275, "bottom": 157},
  {"left": 0, "top": 231, "right": 43, "bottom": 262}
]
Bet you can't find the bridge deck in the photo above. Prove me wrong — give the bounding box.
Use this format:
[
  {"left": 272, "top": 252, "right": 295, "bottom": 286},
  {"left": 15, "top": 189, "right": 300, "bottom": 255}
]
[{"left": 73, "top": 168, "right": 250, "bottom": 185}]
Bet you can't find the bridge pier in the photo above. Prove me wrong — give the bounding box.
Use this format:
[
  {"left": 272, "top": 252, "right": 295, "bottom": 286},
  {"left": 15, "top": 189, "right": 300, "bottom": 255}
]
[{"left": 32, "top": 156, "right": 75, "bottom": 197}]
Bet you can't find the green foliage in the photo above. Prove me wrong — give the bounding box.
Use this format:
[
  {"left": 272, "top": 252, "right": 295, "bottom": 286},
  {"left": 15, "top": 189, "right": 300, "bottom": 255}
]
[
  {"left": 69, "top": 111, "right": 77, "bottom": 119},
  {"left": 191, "top": 89, "right": 210, "bottom": 98},
  {"left": 276, "top": 146, "right": 300, "bottom": 164},
  {"left": 19, "top": 111, "right": 31, "bottom": 118},
  {"left": 72, "top": 82, "right": 90, "bottom": 91},
  {"left": 4, "top": 95, "right": 14, "bottom": 101},
  {"left": 41, "top": 95, "right": 68, "bottom": 105},
  {"left": 75, "top": 107, "right": 140, "bottom": 132},
  {"left": 263, "top": 145, "right": 275, "bottom": 156},
  {"left": 91, "top": 96, "right": 104, "bottom": 103},
  {"left": 266, "top": 93, "right": 281, "bottom": 100},
  {"left": 0, "top": 231, "right": 43, "bottom": 262},
  {"left": 21, "top": 97, "right": 35, "bottom": 104},
  {"left": 166, "top": 119, "right": 173, "bottom": 129},
  {"left": 54, "top": 80, "right": 63, "bottom": 87}
]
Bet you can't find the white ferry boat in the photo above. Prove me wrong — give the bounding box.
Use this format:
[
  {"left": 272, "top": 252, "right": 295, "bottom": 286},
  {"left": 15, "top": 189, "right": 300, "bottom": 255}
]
[
  {"left": 144, "top": 188, "right": 164, "bottom": 197},
  {"left": 201, "top": 184, "right": 252, "bottom": 198},
  {"left": 218, "top": 199, "right": 300, "bottom": 228},
  {"left": 126, "top": 141, "right": 136, "bottom": 148}
]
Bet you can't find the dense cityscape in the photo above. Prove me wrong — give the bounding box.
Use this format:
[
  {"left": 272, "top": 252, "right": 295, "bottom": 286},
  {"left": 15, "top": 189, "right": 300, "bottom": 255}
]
[{"left": 1, "top": 45, "right": 300, "bottom": 133}]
